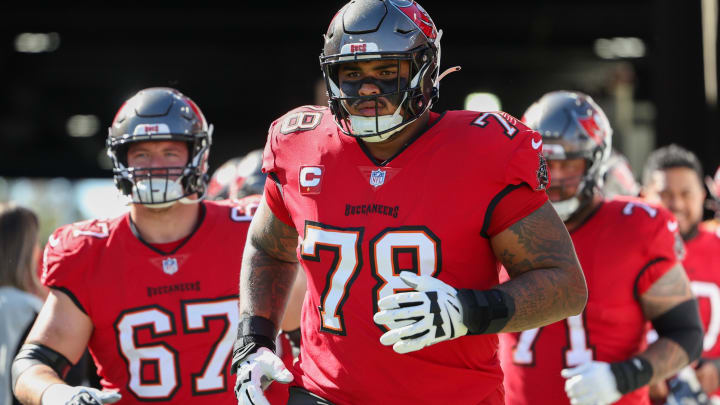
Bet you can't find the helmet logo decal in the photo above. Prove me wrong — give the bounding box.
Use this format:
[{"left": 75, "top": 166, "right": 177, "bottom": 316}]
[
  {"left": 339, "top": 42, "right": 380, "bottom": 59},
  {"left": 392, "top": 1, "right": 437, "bottom": 40},
  {"left": 132, "top": 123, "right": 170, "bottom": 135},
  {"left": 578, "top": 114, "right": 603, "bottom": 145}
]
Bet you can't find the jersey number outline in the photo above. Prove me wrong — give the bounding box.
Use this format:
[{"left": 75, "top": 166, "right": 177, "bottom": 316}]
[
  {"left": 114, "top": 297, "right": 238, "bottom": 400},
  {"left": 691, "top": 281, "right": 720, "bottom": 351},
  {"left": 301, "top": 222, "right": 440, "bottom": 335},
  {"left": 471, "top": 112, "right": 519, "bottom": 138},
  {"left": 512, "top": 313, "right": 595, "bottom": 367}
]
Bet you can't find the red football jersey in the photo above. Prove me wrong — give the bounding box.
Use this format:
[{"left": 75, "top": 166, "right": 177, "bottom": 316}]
[
  {"left": 42, "top": 199, "right": 291, "bottom": 405},
  {"left": 684, "top": 224, "right": 720, "bottom": 400},
  {"left": 500, "top": 198, "right": 682, "bottom": 405},
  {"left": 262, "top": 106, "right": 549, "bottom": 405}
]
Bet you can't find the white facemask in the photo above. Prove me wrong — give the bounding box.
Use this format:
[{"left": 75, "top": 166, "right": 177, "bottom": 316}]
[
  {"left": 551, "top": 197, "right": 581, "bottom": 222},
  {"left": 131, "top": 177, "right": 200, "bottom": 209},
  {"left": 347, "top": 93, "right": 409, "bottom": 143}
]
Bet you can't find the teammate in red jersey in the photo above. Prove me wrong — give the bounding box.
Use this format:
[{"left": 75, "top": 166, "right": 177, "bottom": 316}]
[
  {"left": 500, "top": 91, "right": 703, "bottom": 405},
  {"left": 10, "top": 88, "right": 295, "bottom": 405},
  {"left": 229, "top": 2, "right": 588, "bottom": 405},
  {"left": 642, "top": 145, "right": 720, "bottom": 402}
]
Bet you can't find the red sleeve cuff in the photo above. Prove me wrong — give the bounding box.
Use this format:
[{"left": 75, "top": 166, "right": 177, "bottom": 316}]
[
  {"left": 484, "top": 184, "right": 548, "bottom": 237},
  {"left": 634, "top": 258, "right": 677, "bottom": 298}
]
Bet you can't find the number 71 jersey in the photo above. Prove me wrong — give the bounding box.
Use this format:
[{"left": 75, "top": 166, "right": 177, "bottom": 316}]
[
  {"left": 499, "top": 198, "right": 683, "bottom": 405},
  {"left": 263, "top": 106, "right": 549, "bottom": 404}
]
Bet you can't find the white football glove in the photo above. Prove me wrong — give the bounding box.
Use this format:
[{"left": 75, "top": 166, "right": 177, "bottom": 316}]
[
  {"left": 562, "top": 361, "right": 622, "bottom": 405},
  {"left": 41, "top": 384, "right": 121, "bottom": 405},
  {"left": 234, "top": 347, "right": 293, "bottom": 405},
  {"left": 373, "top": 272, "right": 467, "bottom": 354}
]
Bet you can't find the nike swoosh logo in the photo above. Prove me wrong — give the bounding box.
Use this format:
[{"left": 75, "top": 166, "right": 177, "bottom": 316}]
[
  {"left": 48, "top": 234, "right": 60, "bottom": 247},
  {"left": 667, "top": 220, "right": 678, "bottom": 232},
  {"left": 531, "top": 138, "right": 542, "bottom": 150}
]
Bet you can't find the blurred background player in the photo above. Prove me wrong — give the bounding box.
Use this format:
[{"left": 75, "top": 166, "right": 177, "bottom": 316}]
[
  {"left": 231, "top": 1, "right": 588, "bottom": 404},
  {"left": 500, "top": 90, "right": 703, "bottom": 405},
  {"left": 603, "top": 149, "right": 641, "bottom": 199},
  {"left": 11, "top": 87, "right": 295, "bottom": 405},
  {"left": 642, "top": 144, "right": 720, "bottom": 403},
  {"left": 704, "top": 166, "right": 720, "bottom": 229},
  {"left": 207, "top": 149, "right": 266, "bottom": 201}
]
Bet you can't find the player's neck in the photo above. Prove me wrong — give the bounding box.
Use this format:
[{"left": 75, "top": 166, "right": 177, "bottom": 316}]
[
  {"left": 361, "top": 112, "right": 430, "bottom": 162},
  {"left": 130, "top": 200, "right": 202, "bottom": 244}
]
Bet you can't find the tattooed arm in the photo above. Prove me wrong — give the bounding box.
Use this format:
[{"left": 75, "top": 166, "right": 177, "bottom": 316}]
[
  {"left": 490, "top": 201, "right": 587, "bottom": 332},
  {"left": 239, "top": 195, "right": 299, "bottom": 327},
  {"left": 637, "top": 263, "right": 699, "bottom": 384}
]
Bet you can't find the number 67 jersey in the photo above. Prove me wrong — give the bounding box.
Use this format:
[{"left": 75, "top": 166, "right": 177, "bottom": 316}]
[
  {"left": 41, "top": 199, "right": 291, "bottom": 405},
  {"left": 262, "top": 106, "right": 549, "bottom": 405},
  {"left": 499, "top": 197, "right": 684, "bottom": 405}
]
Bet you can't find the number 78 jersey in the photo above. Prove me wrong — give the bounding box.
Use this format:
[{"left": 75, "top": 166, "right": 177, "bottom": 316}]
[
  {"left": 499, "top": 198, "right": 683, "bottom": 405},
  {"left": 263, "top": 107, "right": 549, "bottom": 404}
]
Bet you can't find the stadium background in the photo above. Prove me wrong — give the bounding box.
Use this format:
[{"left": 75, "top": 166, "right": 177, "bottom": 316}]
[{"left": 0, "top": 0, "right": 717, "bottom": 239}]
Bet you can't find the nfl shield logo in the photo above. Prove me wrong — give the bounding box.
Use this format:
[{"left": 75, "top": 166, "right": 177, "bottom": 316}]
[
  {"left": 162, "top": 257, "right": 178, "bottom": 275},
  {"left": 370, "top": 169, "right": 386, "bottom": 188}
]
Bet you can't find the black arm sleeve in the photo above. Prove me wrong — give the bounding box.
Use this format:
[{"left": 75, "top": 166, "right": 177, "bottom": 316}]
[{"left": 651, "top": 298, "right": 704, "bottom": 362}]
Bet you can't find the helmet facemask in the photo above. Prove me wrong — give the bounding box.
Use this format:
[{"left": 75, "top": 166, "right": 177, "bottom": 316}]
[
  {"left": 108, "top": 133, "right": 212, "bottom": 209},
  {"left": 321, "top": 46, "right": 439, "bottom": 142}
]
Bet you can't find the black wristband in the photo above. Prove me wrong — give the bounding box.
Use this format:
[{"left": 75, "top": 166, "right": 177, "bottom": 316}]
[
  {"left": 610, "top": 357, "right": 653, "bottom": 394},
  {"left": 230, "top": 316, "right": 278, "bottom": 375},
  {"left": 456, "top": 288, "right": 515, "bottom": 334}
]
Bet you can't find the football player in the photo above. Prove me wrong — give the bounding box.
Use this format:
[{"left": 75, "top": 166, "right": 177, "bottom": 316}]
[
  {"left": 230, "top": 1, "right": 588, "bottom": 405},
  {"left": 11, "top": 88, "right": 295, "bottom": 405},
  {"left": 499, "top": 91, "right": 703, "bottom": 405},
  {"left": 207, "top": 149, "right": 267, "bottom": 201},
  {"left": 642, "top": 145, "right": 720, "bottom": 403},
  {"left": 602, "top": 149, "right": 640, "bottom": 199}
]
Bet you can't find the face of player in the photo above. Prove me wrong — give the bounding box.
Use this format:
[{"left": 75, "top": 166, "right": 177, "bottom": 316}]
[
  {"left": 546, "top": 158, "right": 587, "bottom": 202},
  {"left": 127, "top": 141, "right": 189, "bottom": 177},
  {"left": 337, "top": 59, "right": 411, "bottom": 117},
  {"left": 646, "top": 167, "right": 706, "bottom": 237}
]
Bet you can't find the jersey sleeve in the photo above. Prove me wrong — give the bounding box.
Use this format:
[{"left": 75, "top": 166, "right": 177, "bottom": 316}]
[
  {"left": 482, "top": 118, "right": 550, "bottom": 237},
  {"left": 634, "top": 207, "right": 684, "bottom": 297},
  {"left": 41, "top": 225, "right": 94, "bottom": 315},
  {"left": 263, "top": 177, "right": 294, "bottom": 227}
]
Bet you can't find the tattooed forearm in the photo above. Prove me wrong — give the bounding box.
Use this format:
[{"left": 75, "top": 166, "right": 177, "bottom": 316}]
[
  {"left": 238, "top": 197, "right": 300, "bottom": 326},
  {"left": 491, "top": 201, "right": 587, "bottom": 332},
  {"left": 640, "top": 339, "right": 690, "bottom": 384}
]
